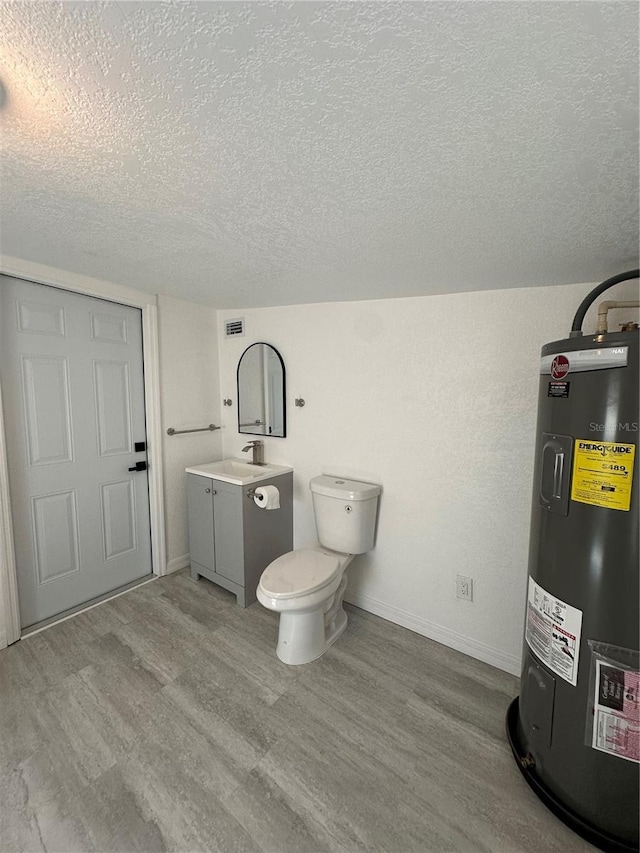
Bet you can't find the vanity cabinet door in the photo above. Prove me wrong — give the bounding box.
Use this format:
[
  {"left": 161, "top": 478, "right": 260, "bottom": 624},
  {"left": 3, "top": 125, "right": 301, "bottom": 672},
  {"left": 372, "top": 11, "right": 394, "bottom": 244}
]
[
  {"left": 212, "top": 481, "right": 244, "bottom": 585},
  {"left": 187, "top": 474, "right": 215, "bottom": 572}
]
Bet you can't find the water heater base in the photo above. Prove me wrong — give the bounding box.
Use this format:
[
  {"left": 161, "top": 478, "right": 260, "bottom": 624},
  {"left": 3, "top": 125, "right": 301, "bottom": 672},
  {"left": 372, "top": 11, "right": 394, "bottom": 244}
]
[{"left": 505, "top": 698, "right": 638, "bottom": 853}]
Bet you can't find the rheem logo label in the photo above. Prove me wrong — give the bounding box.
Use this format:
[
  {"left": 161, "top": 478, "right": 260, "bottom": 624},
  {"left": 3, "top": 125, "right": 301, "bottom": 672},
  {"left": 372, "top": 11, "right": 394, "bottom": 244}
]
[{"left": 550, "top": 355, "right": 570, "bottom": 379}]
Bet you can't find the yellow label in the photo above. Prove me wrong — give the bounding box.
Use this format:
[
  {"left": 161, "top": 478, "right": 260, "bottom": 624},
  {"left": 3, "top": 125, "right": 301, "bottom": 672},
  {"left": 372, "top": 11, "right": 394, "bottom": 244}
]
[{"left": 571, "top": 440, "right": 636, "bottom": 511}]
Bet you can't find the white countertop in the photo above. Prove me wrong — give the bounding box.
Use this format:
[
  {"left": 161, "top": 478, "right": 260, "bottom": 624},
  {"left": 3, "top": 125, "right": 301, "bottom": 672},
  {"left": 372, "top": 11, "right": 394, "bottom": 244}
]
[{"left": 185, "top": 458, "right": 293, "bottom": 486}]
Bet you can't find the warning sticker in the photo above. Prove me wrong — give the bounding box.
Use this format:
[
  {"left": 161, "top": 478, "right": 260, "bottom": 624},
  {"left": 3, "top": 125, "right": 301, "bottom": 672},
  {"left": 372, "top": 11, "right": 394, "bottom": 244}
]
[
  {"left": 547, "top": 381, "right": 570, "bottom": 398},
  {"left": 592, "top": 660, "right": 640, "bottom": 763},
  {"left": 525, "top": 578, "right": 582, "bottom": 686},
  {"left": 571, "top": 439, "right": 635, "bottom": 512}
]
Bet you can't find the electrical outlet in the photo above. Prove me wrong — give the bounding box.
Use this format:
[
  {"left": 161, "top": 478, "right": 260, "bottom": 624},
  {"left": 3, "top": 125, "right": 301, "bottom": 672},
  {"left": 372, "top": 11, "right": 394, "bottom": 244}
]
[{"left": 456, "top": 574, "right": 474, "bottom": 601}]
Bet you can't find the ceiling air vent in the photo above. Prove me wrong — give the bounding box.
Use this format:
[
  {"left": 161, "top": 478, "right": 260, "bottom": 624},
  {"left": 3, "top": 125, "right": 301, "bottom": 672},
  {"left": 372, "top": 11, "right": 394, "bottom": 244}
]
[{"left": 224, "top": 318, "right": 244, "bottom": 338}]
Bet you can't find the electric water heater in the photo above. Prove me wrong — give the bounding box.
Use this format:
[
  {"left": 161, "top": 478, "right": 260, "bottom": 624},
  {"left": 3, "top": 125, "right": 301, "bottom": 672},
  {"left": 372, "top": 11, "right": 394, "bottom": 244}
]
[{"left": 507, "top": 271, "right": 640, "bottom": 853}]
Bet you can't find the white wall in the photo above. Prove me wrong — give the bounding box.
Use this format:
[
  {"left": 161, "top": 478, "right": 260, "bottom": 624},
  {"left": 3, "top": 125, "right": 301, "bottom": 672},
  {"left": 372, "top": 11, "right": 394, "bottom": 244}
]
[
  {"left": 158, "top": 295, "right": 221, "bottom": 571},
  {"left": 1, "top": 273, "right": 635, "bottom": 652},
  {"left": 217, "top": 281, "right": 638, "bottom": 675}
]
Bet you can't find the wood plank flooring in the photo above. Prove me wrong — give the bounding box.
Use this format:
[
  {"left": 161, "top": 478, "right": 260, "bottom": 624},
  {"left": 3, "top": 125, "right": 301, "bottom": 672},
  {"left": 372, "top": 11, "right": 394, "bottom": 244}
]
[{"left": 0, "top": 570, "right": 597, "bottom": 852}]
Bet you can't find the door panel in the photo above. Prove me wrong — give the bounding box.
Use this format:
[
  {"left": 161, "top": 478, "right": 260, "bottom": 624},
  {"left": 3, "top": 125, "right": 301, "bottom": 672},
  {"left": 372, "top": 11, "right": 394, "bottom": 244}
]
[
  {"left": 32, "top": 489, "right": 80, "bottom": 584},
  {"left": 94, "top": 359, "right": 132, "bottom": 456},
  {"left": 0, "top": 276, "right": 153, "bottom": 628},
  {"left": 90, "top": 312, "right": 128, "bottom": 344},
  {"left": 22, "top": 355, "right": 74, "bottom": 465},
  {"left": 101, "top": 480, "right": 137, "bottom": 560},
  {"left": 16, "top": 299, "right": 66, "bottom": 337}
]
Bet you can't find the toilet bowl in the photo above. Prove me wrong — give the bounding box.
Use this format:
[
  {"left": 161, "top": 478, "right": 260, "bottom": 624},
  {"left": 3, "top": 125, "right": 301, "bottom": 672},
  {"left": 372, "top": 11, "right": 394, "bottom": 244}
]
[
  {"left": 257, "top": 548, "right": 353, "bottom": 664},
  {"left": 257, "top": 475, "right": 380, "bottom": 665}
]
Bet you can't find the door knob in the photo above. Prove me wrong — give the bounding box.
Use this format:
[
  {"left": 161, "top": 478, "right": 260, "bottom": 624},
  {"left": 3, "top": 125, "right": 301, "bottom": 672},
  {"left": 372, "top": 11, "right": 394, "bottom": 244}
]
[{"left": 128, "top": 461, "right": 147, "bottom": 472}]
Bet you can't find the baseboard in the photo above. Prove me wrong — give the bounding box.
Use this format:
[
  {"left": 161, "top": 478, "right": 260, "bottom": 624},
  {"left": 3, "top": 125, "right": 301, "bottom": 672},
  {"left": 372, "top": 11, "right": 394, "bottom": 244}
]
[
  {"left": 0, "top": 630, "right": 7, "bottom": 650},
  {"left": 344, "top": 590, "right": 521, "bottom": 676},
  {"left": 167, "top": 554, "right": 190, "bottom": 574}
]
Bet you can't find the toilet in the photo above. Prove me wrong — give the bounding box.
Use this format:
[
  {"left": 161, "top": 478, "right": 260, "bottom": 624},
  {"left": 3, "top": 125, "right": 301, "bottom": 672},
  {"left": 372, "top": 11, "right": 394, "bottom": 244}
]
[{"left": 257, "top": 475, "right": 381, "bottom": 665}]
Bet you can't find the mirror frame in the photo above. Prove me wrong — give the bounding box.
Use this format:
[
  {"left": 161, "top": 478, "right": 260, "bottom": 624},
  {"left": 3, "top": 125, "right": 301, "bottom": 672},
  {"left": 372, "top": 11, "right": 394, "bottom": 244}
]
[{"left": 236, "top": 342, "right": 287, "bottom": 438}]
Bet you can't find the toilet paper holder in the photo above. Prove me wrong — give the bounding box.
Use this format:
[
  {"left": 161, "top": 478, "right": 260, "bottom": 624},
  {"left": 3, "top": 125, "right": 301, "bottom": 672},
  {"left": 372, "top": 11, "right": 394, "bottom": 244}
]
[
  {"left": 247, "top": 485, "right": 280, "bottom": 510},
  {"left": 247, "top": 488, "right": 274, "bottom": 500}
]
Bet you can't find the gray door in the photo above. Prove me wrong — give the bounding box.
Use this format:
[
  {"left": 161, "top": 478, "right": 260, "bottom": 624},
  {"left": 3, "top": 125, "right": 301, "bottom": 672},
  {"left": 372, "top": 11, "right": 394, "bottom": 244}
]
[
  {"left": 0, "top": 276, "right": 152, "bottom": 628},
  {"left": 212, "top": 481, "right": 244, "bottom": 585}
]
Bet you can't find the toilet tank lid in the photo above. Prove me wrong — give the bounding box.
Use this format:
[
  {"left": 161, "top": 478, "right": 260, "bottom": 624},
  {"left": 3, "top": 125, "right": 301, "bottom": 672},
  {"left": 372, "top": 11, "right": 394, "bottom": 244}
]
[{"left": 310, "top": 475, "right": 381, "bottom": 501}]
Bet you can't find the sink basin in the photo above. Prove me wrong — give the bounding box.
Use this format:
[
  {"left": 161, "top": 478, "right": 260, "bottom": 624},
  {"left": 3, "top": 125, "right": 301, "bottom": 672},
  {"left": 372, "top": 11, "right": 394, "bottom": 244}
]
[
  {"left": 185, "top": 458, "right": 293, "bottom": 486},
  {"left": 207, "top": 459, "right": 263, "bottom": 479}
]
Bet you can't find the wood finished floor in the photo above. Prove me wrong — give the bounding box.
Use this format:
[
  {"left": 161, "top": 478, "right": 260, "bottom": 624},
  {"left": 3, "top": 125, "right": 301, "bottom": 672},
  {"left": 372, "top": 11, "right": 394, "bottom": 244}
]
[{"left": 0, "top": 570, "right": 597, "bottom": 853}]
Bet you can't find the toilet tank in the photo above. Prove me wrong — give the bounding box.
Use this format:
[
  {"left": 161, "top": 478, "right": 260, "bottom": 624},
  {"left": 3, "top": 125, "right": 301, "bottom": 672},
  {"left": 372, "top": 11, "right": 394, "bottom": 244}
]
[{"left": 310, "top": 476, "right": 381, "bottom": 554}]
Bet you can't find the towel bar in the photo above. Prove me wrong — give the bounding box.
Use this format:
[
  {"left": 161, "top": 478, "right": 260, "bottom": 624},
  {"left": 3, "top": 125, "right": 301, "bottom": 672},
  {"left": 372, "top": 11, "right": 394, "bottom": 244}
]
[{"left": 166, "top": 424, "right": 221, "bottom": 436}]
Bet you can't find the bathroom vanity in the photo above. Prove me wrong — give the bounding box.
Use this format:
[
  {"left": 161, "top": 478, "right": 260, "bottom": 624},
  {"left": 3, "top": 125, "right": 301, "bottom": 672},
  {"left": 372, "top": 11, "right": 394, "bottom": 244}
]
[{"left": 185, "top": 460, "right": 293, "bottom": 607}]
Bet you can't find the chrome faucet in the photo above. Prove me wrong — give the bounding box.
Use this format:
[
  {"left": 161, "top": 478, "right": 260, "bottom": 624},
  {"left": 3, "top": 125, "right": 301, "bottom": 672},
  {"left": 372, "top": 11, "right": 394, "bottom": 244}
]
[{"left": 242, "top": 440, "right": 265, "bottom": 466}]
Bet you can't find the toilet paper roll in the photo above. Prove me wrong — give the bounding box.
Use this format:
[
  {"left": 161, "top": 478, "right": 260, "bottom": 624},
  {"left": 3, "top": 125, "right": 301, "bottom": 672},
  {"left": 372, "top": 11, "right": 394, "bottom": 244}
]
[{"left": 253, "top": 484, "right": 280, "bottom": 510}]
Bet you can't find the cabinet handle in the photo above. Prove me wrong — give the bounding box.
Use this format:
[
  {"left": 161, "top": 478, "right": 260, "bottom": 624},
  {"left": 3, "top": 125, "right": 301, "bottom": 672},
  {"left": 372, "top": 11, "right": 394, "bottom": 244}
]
[{"left": 205, "top": 488, "right": 211, "bottom": 493}]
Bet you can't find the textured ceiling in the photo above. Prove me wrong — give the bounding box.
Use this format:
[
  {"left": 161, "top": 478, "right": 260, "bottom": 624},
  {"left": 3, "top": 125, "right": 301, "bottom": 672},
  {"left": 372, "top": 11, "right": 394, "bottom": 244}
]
[{"left": 0, "top": 1, "right": 638, "bottom": 308}]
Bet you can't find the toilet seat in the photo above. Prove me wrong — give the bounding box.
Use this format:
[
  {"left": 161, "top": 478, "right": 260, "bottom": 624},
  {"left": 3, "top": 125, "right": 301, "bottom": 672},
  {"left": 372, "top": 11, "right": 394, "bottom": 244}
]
[{"left": 259, "top": 549, "right": 340, "bottom": 599}]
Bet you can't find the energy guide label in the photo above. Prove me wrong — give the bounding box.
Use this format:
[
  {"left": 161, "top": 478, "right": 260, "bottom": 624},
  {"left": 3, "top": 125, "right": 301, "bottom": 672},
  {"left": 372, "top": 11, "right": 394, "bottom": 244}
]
[
  {"left": 525, "top": 578, "right": 582, "bottom": 686},
  {"left": 571, "top": 440, "right": 635, "bottom": 512}
]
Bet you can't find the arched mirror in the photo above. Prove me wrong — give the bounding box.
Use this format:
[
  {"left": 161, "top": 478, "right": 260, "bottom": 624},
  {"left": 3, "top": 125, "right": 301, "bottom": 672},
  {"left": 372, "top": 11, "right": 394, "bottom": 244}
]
[{"left": 237, "top": 342, "right": 286, "bottom": 437}]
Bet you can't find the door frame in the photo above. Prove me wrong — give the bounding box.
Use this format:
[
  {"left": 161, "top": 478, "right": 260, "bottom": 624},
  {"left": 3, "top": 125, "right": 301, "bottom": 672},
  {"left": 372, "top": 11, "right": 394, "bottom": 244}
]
[{"left": 0, "top": 256, "right": 167, "bottom": 646}]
